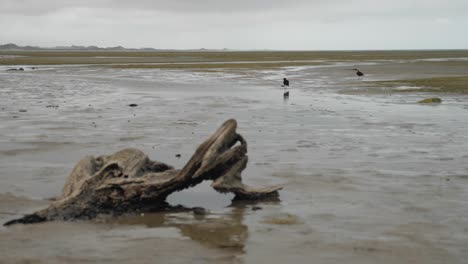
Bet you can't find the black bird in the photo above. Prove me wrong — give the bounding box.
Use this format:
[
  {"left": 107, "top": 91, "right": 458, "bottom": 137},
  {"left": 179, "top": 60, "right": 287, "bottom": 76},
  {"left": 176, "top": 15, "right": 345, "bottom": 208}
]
[
  {"left": 282, "top": 78, "right": 290, "bottom": 97},
  {"left": 353, "top": 69, "right": 364, "bottom": 78}
]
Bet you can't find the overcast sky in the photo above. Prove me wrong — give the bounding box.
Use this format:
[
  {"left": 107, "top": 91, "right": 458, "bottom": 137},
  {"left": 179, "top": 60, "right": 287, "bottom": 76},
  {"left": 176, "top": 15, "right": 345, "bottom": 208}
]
[{"left": 1, "top": 0, "right": 467, "bottom": 50}]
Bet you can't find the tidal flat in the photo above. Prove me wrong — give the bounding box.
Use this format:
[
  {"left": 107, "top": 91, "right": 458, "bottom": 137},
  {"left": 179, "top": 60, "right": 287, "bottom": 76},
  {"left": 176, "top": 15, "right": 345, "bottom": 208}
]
[{"left": 1, "top": 50, "right": 468, "bottom": 263}]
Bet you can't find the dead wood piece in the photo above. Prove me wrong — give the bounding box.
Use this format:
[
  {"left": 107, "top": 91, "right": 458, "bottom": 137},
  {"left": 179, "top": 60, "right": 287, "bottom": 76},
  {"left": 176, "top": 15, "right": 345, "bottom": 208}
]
[{"left": 4, "top": 119, "right": 282, "bottom": 226}]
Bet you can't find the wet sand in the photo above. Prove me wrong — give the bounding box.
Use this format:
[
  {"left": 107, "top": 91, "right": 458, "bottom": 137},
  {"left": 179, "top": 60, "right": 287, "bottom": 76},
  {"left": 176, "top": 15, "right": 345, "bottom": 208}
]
[{"left": 1, "top": 52, "right": 468, "bottom": 263}]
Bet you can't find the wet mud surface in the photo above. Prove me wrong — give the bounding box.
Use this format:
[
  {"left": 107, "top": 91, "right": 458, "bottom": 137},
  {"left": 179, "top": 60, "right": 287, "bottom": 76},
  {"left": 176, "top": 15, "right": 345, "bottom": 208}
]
[{"left": 1, "top": 55, "right": 468, "bottom": 263}]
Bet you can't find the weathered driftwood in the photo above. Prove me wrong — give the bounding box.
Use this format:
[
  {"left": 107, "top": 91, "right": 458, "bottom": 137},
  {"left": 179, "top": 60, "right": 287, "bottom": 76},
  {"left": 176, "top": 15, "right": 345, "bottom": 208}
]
[{"left": 5, "top": 119, "right": 281, "bottom": 226}]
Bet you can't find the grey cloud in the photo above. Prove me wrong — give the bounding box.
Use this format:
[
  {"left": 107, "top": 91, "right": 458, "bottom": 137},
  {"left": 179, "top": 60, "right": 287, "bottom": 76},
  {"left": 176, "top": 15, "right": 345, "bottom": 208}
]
[
  {"left": 2, "top": 0, "right": 468, "bottom": 16},
  {"left": 1, "top": 0, "right": 467, "bottom": 49},
  {"left": 0, "top": 0, "right": 314, "bottom": 15}
]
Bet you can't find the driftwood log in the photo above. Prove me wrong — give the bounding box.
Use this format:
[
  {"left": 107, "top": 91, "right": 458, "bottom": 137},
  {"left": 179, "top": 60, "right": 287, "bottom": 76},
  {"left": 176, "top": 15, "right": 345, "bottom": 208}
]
[{"left": 5, "top": 119, "right": 281, "bottom": 226}]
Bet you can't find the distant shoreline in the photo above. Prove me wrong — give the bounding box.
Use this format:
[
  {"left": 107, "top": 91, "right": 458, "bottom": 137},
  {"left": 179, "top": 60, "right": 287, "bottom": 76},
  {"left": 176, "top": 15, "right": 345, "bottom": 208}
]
[{"left": 1, "top": 43, "right": 467, "bottom": 52}]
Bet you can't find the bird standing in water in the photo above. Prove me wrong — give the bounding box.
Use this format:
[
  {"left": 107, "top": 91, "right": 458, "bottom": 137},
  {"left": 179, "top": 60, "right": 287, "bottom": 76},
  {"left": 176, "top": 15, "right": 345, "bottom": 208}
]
[
  {"left": 353, "top": 69, "right": 364, "bottom": 78},
  {"left": 282, "top": 78, "right": 290, "bottom": 97}
]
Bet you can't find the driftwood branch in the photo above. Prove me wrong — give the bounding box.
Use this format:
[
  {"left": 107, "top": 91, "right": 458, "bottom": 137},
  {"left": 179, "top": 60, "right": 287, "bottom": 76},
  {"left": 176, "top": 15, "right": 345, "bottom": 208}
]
[{"left": 4, "top": 119, "right": 281, "bottom": 226}]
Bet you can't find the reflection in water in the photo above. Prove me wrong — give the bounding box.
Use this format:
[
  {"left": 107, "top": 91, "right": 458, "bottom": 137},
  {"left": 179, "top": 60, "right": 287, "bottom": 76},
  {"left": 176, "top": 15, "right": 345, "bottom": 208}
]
[
  {"left": 179, "top": 206, "right": 248, "bottom": 251},
  {"left": 109, "top": 205, "right": 249, "bottom": 253}
]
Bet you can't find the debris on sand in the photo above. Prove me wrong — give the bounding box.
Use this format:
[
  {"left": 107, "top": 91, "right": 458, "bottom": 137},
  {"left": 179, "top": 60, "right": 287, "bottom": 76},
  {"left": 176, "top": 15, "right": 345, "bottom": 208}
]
[
  {"left": 418, "top": 98, "right": 442, "bottom": 104},
  {"left": 6, "top": 68, "right": 24, "bottom": 72},
  {"left": 252, "top": 206, "right": 262, "bottom": 211},
  {"left": 192, "top": 207, "right": 208, "bottom": 216}
]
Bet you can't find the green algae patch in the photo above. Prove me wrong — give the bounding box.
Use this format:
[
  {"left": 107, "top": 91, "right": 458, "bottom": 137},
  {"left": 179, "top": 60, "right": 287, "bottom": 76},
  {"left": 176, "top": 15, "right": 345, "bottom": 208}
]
[
  {"left": 372, "top": 76, "right": 468, "bottom": 94},
  {"left": 263, "top": 213, "right": 301, "bottom": 225},
  {"left": 418, "top": 98, "right": 442, "bottom": 104},
  {"left": 0, "top": 51, "right": 327, "bottom": 68},
  {"left": 3, "top": 50, "right": 468, "bottom": 66}
]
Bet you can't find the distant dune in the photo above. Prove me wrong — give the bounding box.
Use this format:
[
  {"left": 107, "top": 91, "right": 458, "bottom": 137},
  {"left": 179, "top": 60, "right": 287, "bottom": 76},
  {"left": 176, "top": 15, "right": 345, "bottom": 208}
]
[
  {"left": 0, "top": 43, "right": 232, "bottom": 52},
  {"left": 0, "top": 43, "right": 155, "bottom": 51}
]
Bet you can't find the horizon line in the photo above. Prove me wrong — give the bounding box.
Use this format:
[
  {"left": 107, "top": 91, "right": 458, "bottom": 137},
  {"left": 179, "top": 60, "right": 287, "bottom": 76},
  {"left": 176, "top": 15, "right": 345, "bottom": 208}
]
[{"left": 1, "top": 43, "right": 467, "bottom": 52}]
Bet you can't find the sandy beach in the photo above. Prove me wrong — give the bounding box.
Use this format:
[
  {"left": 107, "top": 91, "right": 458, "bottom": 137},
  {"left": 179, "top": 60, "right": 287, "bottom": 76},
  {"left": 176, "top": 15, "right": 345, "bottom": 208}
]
[{"left": 1, "top": 51, "right": 468, "bottom": 263}]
